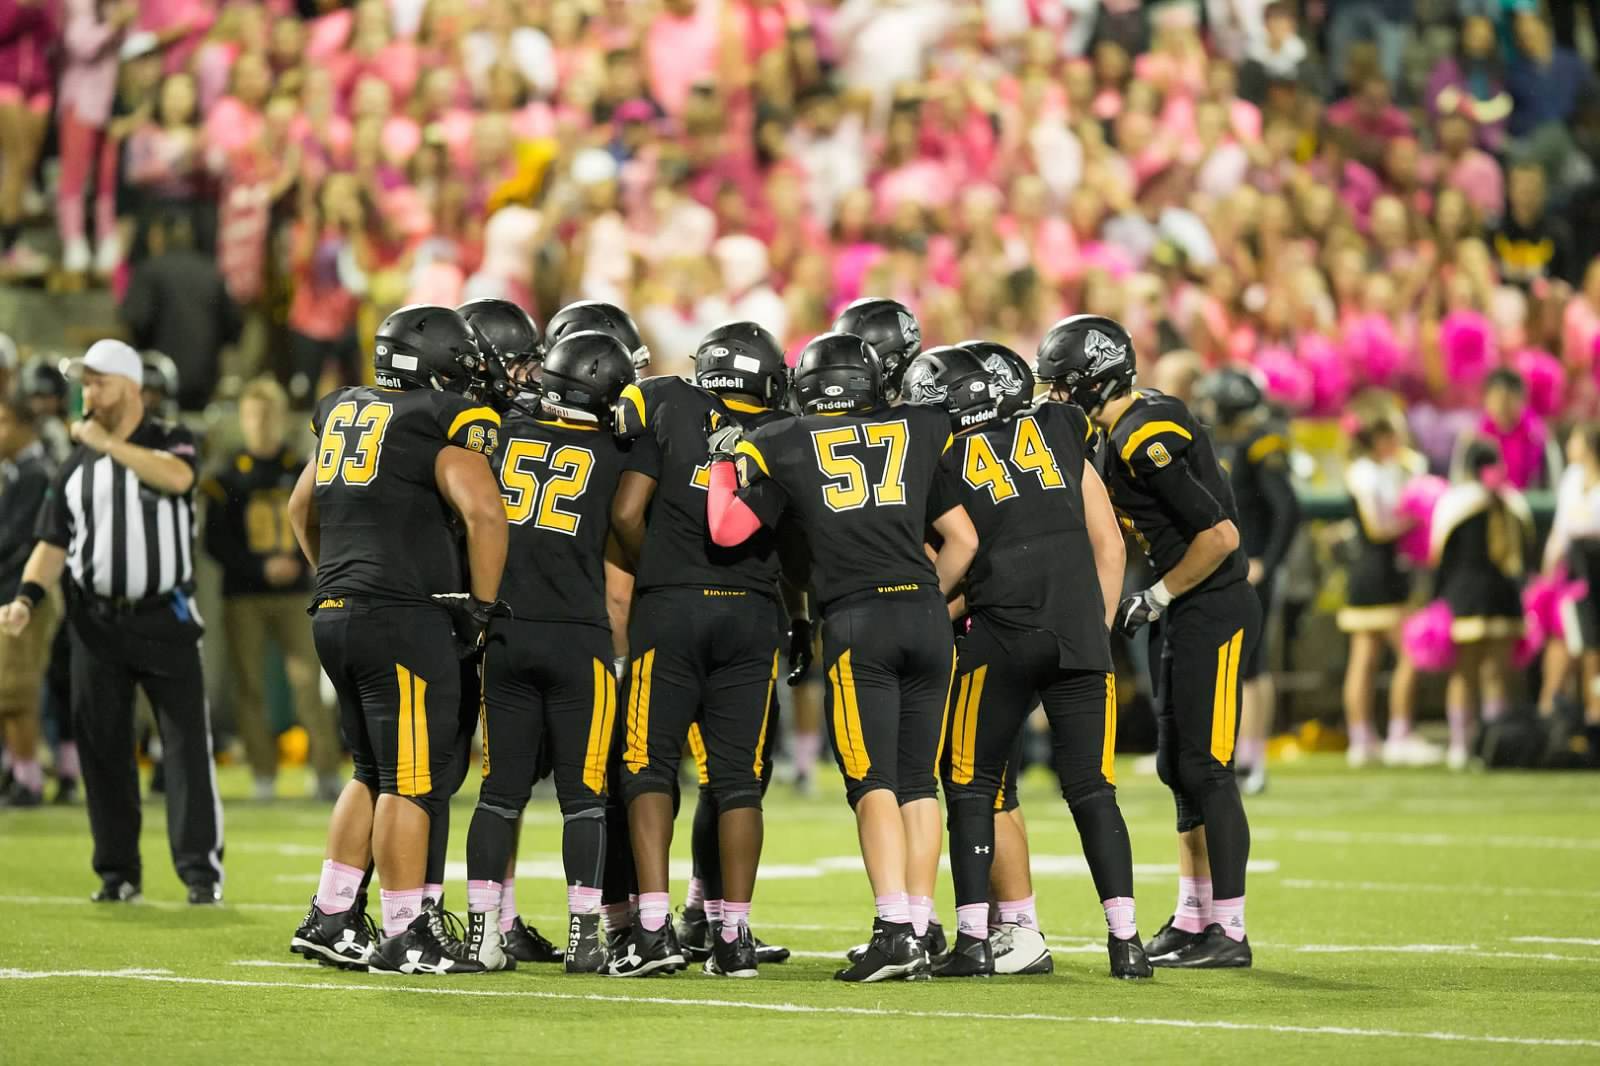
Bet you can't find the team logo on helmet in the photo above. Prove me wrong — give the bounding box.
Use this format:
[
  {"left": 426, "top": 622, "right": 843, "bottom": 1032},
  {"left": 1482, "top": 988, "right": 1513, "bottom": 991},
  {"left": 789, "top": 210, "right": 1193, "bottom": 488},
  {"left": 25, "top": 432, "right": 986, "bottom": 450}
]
[
  {"left": 903, "top": 361, "right": 947, "bottom": 406},
  {"left": 897, "top": 311, "right": 921, "bottom": 349},
  {"left": 1085, "top": 329, "right": 1127, "bottom": 370},
  {"left": 984, "top": 355, "right": 1022, "bottom": 398}
]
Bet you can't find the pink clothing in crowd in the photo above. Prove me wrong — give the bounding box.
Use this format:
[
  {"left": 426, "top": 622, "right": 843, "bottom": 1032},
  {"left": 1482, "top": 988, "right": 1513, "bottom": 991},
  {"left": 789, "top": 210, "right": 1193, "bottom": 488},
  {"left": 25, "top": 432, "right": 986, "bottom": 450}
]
[
  {"left": 136, "top": 0, "right": 213, "bottom": 74},
  {"left": 0, "top": 0, "right": 59, "bottom": 97},
  {"left": 1444, "top": 148, "right": 1504, "bottom": 222},
  {"left": 645, "top": 0, "right": 722, "bottom": 117},
  {"left": 1478, "top": 410, "right": 1548, "bottom": 490},
  {"left": 59, "top": 0, "right": 121, "bottom": 125},
  {"left": 1325, "top": 98, "right": 1415, "bottom": 145}
]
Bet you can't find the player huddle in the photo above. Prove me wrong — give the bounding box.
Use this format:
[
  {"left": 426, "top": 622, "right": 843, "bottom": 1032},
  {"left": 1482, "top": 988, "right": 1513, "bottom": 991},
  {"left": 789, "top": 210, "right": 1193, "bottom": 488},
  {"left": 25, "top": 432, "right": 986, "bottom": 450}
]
[{"left": 283, "top": 294, "right": 1259, "bottom": 983}]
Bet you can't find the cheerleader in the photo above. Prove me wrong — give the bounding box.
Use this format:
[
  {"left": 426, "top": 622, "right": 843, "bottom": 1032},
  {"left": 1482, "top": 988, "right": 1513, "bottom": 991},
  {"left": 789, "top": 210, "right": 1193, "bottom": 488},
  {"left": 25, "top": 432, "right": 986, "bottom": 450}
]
[
  {"left": 1431, "top": 440, "right": 1535, "bottom": 770},
  {"left": 1339, "top": 407, "right": 1435, "bottom": 767},
  {"left": 1542, "top": 423, "right": 1600, "bottom": 761}
]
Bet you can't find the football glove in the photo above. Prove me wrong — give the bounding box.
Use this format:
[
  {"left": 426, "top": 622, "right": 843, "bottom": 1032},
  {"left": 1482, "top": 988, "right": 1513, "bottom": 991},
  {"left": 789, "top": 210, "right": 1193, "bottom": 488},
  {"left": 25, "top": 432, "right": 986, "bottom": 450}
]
[
  {"left": 786, "top": 618, "right": 814, "bottom": 686},
  {"left": 431, "top": 593, "right": 512, "bottom": 659},
  {"left": 1115, "top": 582, "right": 1173, "bottom": 636},
  {"left": 705, "top": 410, "right": 746, "bottom": 464}
]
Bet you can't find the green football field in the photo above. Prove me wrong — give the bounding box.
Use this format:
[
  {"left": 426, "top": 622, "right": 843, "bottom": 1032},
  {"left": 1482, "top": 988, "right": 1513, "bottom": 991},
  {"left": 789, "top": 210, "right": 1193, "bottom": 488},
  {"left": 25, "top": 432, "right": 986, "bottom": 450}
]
[{"left": 2, "top": 755, "right": 1597, "bottom": 1065}]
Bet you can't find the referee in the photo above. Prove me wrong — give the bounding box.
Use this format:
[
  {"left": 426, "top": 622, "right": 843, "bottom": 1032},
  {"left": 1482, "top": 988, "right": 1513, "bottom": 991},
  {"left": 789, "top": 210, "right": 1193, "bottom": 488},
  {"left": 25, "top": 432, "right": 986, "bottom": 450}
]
[{"left": 1, "top": 340, "right": 224, "bottom": 905}]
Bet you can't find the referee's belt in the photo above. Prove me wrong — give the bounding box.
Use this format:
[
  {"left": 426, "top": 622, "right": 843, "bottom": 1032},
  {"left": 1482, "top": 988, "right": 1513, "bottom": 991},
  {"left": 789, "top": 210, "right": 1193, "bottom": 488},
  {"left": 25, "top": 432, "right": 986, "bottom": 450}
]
[{"left": 70, "top": 583, "right": 189, "bottom": 618}]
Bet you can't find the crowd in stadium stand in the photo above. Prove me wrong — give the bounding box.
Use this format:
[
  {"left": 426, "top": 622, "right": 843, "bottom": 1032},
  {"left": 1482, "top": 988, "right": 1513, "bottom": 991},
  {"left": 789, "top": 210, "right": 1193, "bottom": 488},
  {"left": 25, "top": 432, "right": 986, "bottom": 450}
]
[{"left": 0, "top": 0, "right": 1593, "bottom": 442}]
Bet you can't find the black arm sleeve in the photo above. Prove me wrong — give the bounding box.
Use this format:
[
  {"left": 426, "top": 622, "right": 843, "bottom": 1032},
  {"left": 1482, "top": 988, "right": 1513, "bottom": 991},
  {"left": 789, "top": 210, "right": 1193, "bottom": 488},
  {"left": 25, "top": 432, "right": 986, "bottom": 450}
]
[
  {"left": 1147, "top": 462, "right": 1229, "bottom": 538},
  {"left": 1254, "top": 461, "right": 1301, "bottom": 574}
]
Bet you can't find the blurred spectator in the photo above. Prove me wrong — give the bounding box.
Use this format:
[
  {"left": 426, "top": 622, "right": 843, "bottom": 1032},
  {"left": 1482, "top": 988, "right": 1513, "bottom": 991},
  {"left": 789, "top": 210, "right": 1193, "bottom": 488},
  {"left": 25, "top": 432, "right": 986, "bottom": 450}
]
[
  {"left": 0, "top": 0, "right": 60, "bottom": 275},
  {"left": 58, "top": 0, "right": 136, "bottom": 276},
  {"left": 0, "top": 395, "right": 53, "bottom": 805},
  {"left": 1462, "top": 368, "right": 1556, "bottom": 490},
  {"left": 1425, "top": 14, "right": 1512, "bottom": 153},
  {"left": 1506, "top": 9, "right": 1594, "bottom": 141},
  {"left": 1493, "top": 161, "right": 1578, "bottom": 290},
  {"left": 1325, "top": 0, "right": 1411, "bottom": 90}
]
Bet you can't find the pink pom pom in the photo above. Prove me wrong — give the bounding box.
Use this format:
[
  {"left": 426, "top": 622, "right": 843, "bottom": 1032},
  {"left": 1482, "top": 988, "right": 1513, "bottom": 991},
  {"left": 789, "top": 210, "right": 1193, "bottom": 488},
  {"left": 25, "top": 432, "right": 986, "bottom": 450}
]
[
  {"left": 1254, "top": 346, "right": 1314, "bottom": 412},
  {"left": 1394, "top": 474, "right": 1449, "bottom": 566},
  {"left": 1439, "top": 311, "right": 1495, "bottom": 392},
  {"left": 1513, "top": 614, "right": 1546, "bottom": 669},
  {"left": 1514, "top": 348, "right": 1564, "bottom": 418},
  {"left": 1401, "top": 600, "right": 1457, "bottom": 673},
  {"left": 1342, "top": 315, "right": 1407, "bottom": 388},
  {"left": 1299, "top": 334, "right": 1350, "bottom": 415}
]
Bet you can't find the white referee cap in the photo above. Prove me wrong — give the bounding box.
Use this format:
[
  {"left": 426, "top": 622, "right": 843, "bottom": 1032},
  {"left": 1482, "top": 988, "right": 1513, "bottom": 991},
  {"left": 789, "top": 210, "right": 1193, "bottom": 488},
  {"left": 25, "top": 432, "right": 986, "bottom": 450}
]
[{"left": 71, "top": 339, "right": 145, "bottom": 386}]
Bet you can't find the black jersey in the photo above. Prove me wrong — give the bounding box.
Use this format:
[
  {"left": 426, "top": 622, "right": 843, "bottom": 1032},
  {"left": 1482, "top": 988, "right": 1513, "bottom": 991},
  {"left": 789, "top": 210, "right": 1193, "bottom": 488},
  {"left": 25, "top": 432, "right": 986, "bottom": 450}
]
[
  {"left": 200, "top": 445, "right": 311, "bottom": 597},
  {"left": 735, "top": 403, "right": 957, "bottom": 609},
  {"left": 1103, "top": 389, "right": 1248, "bottom": 595},
  {"left": 944, "top": 401, "right": 1111, "bottom": 671},
  {"left": 309, "top": 386, "right": 501, "bottom": 605},
  {"left": 494, "top": 414, "right": 629, "bottom": 627},
  {"left": 619, "top": 376, "right": 795, "bottom": 595},
  {"left": 1214, "top": 420, "right": 1300, "bottom": 574}
]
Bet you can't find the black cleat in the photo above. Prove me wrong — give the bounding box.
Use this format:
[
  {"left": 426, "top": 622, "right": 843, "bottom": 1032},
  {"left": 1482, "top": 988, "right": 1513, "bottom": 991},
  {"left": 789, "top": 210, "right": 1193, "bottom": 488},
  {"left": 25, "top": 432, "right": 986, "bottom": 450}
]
[
  {"left": 1109, "top": 933, "right": 1153, "bottom": 979},
  {"left": 923, "top": 919, "right": 948, "bottom": 958},
  {"left": 931, "top": 932, "right": 993, "bottom": 977},
  {"left": 565, "top": 913, "right": 605, "bottom": 973},
  {"left": 753, "top": 936, "right": 790, "bottom": 964},
  {"left": 187, "top": 882, "right": 222, "bottom": 906},
  {"left": 845, "top": 919, "right": 886, "bottom": 963},
  {"left": 371, "top": 900, "right": 487, "bottom": 975},
  {"left": 502, "top": 916, "right": 562, "bottom": 964},
  {"left": 0, "top": 780, "right": 43, "bottom": 807},
  {"left": 53, "top": 777, "right": 78, "bottom": 805},
  {"left": 675, "top": 905, "right": 713, "bottom": 962},
  {"left": 835, "top": 921, "right": 927, "bottom": 983},
  {"left": 290, "top": 896, "right": 374, "bottom": 969},
  {"left": 703, "top": 925, "right": 759, "bottom": 978},
  {"left": 90, "top": 877, "right": 141, "bottom": 903},
  {"left": 1145, "top": 916, "right": 1206, "bottom": 965},
  {"left": 1160, "top": 924, "right": 1252, "bottom": 969},
  {"left": 604, "top": 921, "right": 686, "bottom": 978}
]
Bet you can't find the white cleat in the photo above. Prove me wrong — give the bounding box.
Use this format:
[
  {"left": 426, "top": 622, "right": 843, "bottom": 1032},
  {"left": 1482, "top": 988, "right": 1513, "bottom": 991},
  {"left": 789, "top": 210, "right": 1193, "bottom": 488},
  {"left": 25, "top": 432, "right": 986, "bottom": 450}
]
[
  {"left": 989, "top": 923, "right": 1053, "bottom": 975},
  {"left": 1346, "top": 743, "right": 1379, "bottom": 769},
  {"left": 1446, "top": 745, "right": 1471, "bottom": 772},
  {"left": 467, "top": 908, "right": 513, "bottom": 971},
  {"left": 1382, "top": 734, "right": 1445, "bottom": 767}
]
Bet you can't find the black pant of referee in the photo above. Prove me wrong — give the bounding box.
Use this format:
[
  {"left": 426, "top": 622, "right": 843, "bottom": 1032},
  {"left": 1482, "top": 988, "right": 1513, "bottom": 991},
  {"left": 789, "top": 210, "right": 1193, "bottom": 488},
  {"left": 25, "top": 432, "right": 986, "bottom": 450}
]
[{"left": 66, "top": 583, "right": 224, "bottom": 901}]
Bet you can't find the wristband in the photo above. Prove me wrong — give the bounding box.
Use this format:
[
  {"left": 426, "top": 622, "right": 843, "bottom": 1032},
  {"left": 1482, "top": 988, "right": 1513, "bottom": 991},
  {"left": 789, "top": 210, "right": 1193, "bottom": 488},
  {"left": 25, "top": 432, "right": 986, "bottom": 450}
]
[
  {"left": 1147, "top": 580, "right": 1173, "bottom": 610},
  {"left": 17, "top": 581, "right": 45, "bottom": 609}
]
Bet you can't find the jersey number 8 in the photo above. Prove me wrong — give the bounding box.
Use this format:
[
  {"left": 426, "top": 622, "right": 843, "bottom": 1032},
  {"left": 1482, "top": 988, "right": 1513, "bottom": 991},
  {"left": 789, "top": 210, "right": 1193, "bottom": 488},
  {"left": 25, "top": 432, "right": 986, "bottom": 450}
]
[
  {"left": 811, "top": 421, "right": 909, "bottom": 512},
  {"left": 315, "top": 401, "right": 394, "bottom": 487},
  {"left": 499, "top": 438, "right": 595, "bottom": 534},
  {"left": 960, "top": 415, "right": 1067, "bottom": 503}
]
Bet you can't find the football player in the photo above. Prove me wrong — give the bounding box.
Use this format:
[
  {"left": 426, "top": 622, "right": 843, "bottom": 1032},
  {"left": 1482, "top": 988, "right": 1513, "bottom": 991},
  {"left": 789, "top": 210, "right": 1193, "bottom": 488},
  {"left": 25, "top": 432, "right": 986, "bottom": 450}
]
[
  {"left": 705, "top": 332, "right": 978, "bottom": 982},
  {"left": 833, "top": 296, "right": 922, "bottom": 400},
  {"left": 287, "top": 305, "right": 508, "bottom": 975},
  {"left": 461, "top": 330, "right": 637, "bottom": 973},
  {"left": 906, "top": 345, "right": 1150, "bottom": 980},
  {"left": 1197, "top": 369, "right": 1301, "bottom": 796},
  {"left": 608, "top": 321, "right": 804, "bottom": 978},
  {"left": 1035, "top": 315, "right": 1258, "bottom": 970}
]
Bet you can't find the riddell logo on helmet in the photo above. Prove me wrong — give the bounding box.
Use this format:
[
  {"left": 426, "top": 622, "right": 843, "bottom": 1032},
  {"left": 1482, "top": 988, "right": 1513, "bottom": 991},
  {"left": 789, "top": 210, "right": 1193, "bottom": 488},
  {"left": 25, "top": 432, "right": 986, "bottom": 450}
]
[
  {"left": 812, "top": 398, "right": 856, "bottom": 411},
  {"left": 699, "top": 375, "right": 745, "bottom": 390},
  {"left": 959, "top": 408, "right": 997, "bottom": 428}
]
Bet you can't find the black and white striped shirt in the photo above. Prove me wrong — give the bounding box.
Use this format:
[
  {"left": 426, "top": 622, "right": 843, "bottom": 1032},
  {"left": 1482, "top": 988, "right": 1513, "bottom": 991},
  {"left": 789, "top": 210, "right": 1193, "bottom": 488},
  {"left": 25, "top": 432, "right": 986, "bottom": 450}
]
[{"left": 35, "top": 419, "right": 200, "bottom": 601}]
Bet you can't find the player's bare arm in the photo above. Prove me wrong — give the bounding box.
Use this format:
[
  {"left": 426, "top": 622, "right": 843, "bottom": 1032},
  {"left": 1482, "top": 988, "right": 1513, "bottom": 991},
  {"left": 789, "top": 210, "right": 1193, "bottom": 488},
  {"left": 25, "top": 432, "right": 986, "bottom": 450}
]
[
  {"left": 1081, "top": 461, "right": 1126, "bottom": 630},
  {"left": 286, "top": 461, "right": 320, "bottom": 569},
  {"left": 435, "top": 445, "right": 509, "bottom": 602},
  {"left": 610, "top": 470, "right": 656, "bottom": 568},
  {"left": 930, "top": 503, "right": 978, "bottom": 598}
]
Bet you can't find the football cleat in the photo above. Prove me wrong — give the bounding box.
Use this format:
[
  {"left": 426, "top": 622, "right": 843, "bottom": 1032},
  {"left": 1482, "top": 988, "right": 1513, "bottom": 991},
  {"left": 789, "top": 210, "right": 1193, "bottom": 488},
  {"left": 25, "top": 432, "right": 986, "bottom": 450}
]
[
  {"left": 187, "top": 882, "right": 222, "bottom": 906},
  {"left": 1109, "top": 933, "right": 1154, "bottom": 979},
  {"left": 503, "top": 916, "right": 562, "bottom": 964},
  {"left": 845, "top": 919, "right": 885, "bottom": 963},
  {"left": 371, "top": 901, "right": 487, "bottom": 975},
  {"left": 604, "top": 922, "right": 686, "bottom": 978},
  {"left": 990, "top": 923, "right": 1053, "bottom": 975},
  {"left": 90, "top": 877, "right": 141, "bottom": 904},
  {"left": 1158, "top": 924, "right": 1252, "bottom": 969},
  {"left": 1238, "top": 761, "right": 1267, "bottom": 796},
  {"left": 703, "top": 926, "right": 759, "bottom": 978},
  {"left": 923, "top": 919, "right": 948, "bottom": 959},
  {"left": 675, "top": 905, "right": 714, "bottom": 962},
  {"left": 565, "top": 913, "right": 606, "bottom": 974},
  {"left": 1145, "top": 917, "right": 1206, "bottom": 965},
  {"left": 931, "top": 932, "right": 993, "bottom": 978},
  {"left": 290, "top": 896, "right": 374, "bottom": 970},
  {"left": 754, "top": 936, "right": 790, "bottom": 964},
  {"left": 466, "top": 908, "right": 513, "bottom": 971},
  {"left": 835, "top": 921, "right": 927, "bottom": 983}
]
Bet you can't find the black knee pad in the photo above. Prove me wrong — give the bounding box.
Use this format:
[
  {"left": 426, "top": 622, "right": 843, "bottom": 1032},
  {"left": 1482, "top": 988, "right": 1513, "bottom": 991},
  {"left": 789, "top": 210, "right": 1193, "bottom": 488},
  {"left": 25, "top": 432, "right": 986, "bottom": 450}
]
[
  {"left": 843, "top": 771, "right": 897, "bottom": 809},
  {"left": 621, "top": 766, "right": 678, "bottom": 806},
  {"left": 351, "top": 759, "right": 380, "bottom": 792},
  {"left": 475, "top": 796, "right": 524, "bottom": 822},
  {"left": 709, "top": 785, "right": 762, "bottom": 813},
  {"left": 396, "top": 790, "right": 447, "bottom": 820},
  {"left": 895, "top": 774, "right": 939, "bottom": 806},
  {"left": 562, "top": 805, "right": 605, "bottom": 825},
  {"left": 1060, "top": 774, "right": 1116, "bottom": 811},
  {"left": 943, "top": 788, "right": 993, "bottom": 830},
  {"left": 1177, "top": 748, "right": 1237, "bottom": 805}
]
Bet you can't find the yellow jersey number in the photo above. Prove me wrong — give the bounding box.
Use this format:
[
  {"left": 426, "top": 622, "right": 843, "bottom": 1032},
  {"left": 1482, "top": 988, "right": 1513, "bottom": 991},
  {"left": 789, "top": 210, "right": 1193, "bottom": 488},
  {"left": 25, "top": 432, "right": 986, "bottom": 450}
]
[
  {"left": 811, "top": 421, "right": 909, "bottom": 512},
  {"left": 315, "top": 400, "right": 394, "bottom": 487},
  {"left": 960, "top": 415, "right": 1067, "bottom": 504},
  {"left": 245, "top": 488, "right": 297, "bottom": 553},
  {"left": 499, "top": 438, "right": 596, "bottom": 535}
]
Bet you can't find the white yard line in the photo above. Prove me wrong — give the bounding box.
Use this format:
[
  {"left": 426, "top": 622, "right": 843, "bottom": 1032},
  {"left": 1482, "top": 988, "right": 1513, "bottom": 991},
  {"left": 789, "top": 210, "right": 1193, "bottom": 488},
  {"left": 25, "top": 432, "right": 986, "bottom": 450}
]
[
  {"left": 1279, "top": 879, "right": 1600, "bottom": 900},
  {"left": 3, "top": 967, "right": 1596, "bottom": 1050},
  {"left": 1509, "top": 937, "right": 1600, "bottom": 946},
  {"left": 1253, "top": 828, "right": 1600, "bottom": 851}
]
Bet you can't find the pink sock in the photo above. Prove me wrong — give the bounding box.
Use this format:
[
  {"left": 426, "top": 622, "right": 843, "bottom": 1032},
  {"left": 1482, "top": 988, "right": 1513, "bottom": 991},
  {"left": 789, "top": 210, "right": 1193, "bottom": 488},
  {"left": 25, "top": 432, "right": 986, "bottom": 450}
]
[
  {"left": 467, "top": 879, "right": 500, "bottom": 915},
  {"left": 1387, "top": 717, "right": 1411, "bottom": 742},
  {"left": 705, "top": 898, "right": 724, "bottom": 924},
  {"left": 602, "top": 901, "right": 633, "bottom": 936},
  {"left": 1173, "top": 877, "right": 1212, "bottom": 934},
  {"left": 11, "top": 759, "right": 42, "bottom": 793},
  {"left": 638, "top": 891, "right": 670, "bottom": 932},
  {"left": 423, "top": 883, "right": 444, "bottom": 907},
  {"left": 1102, "top": 896, "right": 1137, "bottom": 940},
  {"left": 316, "top": 860, "right": 364, "bottom": 915},
  {"left": 998, "top": 895, "right": 1038, "bottom": 930},
  {"left": 908, "top": 895, "right": 933, "bottom": 937},
  {"left": 875, "top": 892, "right": 910, "bottom": 925},
  {"left": 1348, "top": 720, "right": 1376, "bottom": 751},
  {"left": 568, "top": 884, "right": 602, "bottom": 915},
  {"left": 380, "top": 888, "right": 425, "bottom": 937},
  {"left": 57, "top": 741, "right": 80, "bottom": 781},
  {"left": 956, "top": 902, "right": 989, "bottom": 940},
  {"left": 685, "top": 876, "right": 705, "bottom": 910},
  {"left": 1213, "top": 895, "right": 1245, "bottom": 941},
  {"left": 1482, "top": 698, "right": 1506, "bottom": 723},
  {"left": 793, "top": 731, "right": 821, "bottom": 775},
  {"left": 499, "top": 879, "right": 518, "bottom": 933},
  {"left": 1235, "top": 737, "right": 1264, "bottom": 768},
  {"left": 1447, "top": 705, "right": 1472, "bottom": 752},
  {"left": 721, "top": 901, "right": 750, "bottom": 942}
]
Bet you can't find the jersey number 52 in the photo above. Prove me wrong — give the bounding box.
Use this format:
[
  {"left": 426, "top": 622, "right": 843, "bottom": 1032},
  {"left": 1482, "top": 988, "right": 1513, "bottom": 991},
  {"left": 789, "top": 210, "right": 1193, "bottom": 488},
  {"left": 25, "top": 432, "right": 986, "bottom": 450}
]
[{"left": 499, "top": 438, "right": 595, "bottom": 534}]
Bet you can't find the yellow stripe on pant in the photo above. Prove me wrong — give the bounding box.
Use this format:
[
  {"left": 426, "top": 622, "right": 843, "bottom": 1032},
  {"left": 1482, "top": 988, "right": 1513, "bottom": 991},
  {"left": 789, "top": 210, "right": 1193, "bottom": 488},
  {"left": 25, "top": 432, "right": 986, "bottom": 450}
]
[
  {"left": 395, "top": 664, "right": 431, "bottom": 796},
  {"left": 1210, "top": 629, "right": 1245, "bottom": 764},
  {"left": 828, "top": 651, "right": 870, "bottom": 779},
  {"left": 949, "top": 666, "right": 987, "bottom": 785},
  {"left": 933, "top": 653, "right": 957, "bottom": 773},
  {"left": 1102, "top": 672, "right": 1118, "bottom": 786},
  {"left": 624, "top": 649, "right": 654, "bottom": 773},
  {"left": 687, "top": 723, "right": 710, "bottom": 786},
  {"left": 479, "top": 652, "right": 491, "bottom": 779},
  {"left": 583, "top": 658, "right": 617, "bottom": 794},
  {"left": 752, "top": 650, "right": 779, "bottom": 777}
]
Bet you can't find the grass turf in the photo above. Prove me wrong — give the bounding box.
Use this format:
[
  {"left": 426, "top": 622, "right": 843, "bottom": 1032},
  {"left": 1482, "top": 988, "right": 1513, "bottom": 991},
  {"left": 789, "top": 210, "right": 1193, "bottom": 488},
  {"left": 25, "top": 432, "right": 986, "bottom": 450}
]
[{"left": 2, "top": 755, "right": 1598, "bottom": 1065}]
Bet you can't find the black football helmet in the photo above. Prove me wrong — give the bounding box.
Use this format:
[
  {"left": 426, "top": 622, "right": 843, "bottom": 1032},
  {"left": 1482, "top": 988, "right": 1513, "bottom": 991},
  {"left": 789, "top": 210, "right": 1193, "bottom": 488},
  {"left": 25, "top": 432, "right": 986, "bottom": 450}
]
[
  {"left": 141, "top": 351, "right": 179, "bottom": 414},
  {"left": 960, "top": 339, "right": 1034, "bottom": 420},
  {"left": 903, "top": 345, "right": 998, "bottom": 433},
  {"left": 1198, "top": 367, "right": 1265, "bottom": 426},
  {"left": 374, "top": 304, "right": 484, "bottom": 392},
  {"left": 545, "top": 300, "right": 650, "bottom": 370},
  {"left": 832, "top": 297, "right": 921, "bottom": 396},
  {"left": 1033, "top": 315, "right": 1136, "bottom": 414},
  {"left": 792, "top": 332, "right": 882, "bottom": 415},
  {"left": 540, "top": 330, "right": 638, "bottom": 421},
  {"left": 458, "top": 298, "right": 543, "bottom": 371},
  {"left": 695, "top": 321, "right": 788, "bottom": 408},
  {"left": 19, "top": 359, "right": 67, "bottom": 401}
]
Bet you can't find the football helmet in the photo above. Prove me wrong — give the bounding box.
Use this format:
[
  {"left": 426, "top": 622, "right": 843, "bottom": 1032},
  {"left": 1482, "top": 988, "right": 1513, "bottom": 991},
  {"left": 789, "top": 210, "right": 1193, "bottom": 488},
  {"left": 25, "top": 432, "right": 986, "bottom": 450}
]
[
  {"left": 1033, "top": 315, "right": 1136, "bottom": 414},
  {"left": 792, "top": 332, "right": 882, "bottom": 415},
  {"left": 695, "top": 321, "right": 787, "bottom": 408},
  {"left": 1198, "top": 367, "right": 1265, "bottom": 426},
  {"left": 832, "top": 297, "right": 921, "bottom": 396},
  {"left": 960, "top": 339, "right": 1034, "bottom": 420},
  {"left": 374, "top": 304, "right": 484, "bottom": 392},
  {"left": 540, "top": 330, "right": 638, "bottom": 421},
  {"left": 545, "top": 300, "right": 650, "bottom": 370},
  {"left": 902, "top": 345, "right": 998, "bottom": 433}
]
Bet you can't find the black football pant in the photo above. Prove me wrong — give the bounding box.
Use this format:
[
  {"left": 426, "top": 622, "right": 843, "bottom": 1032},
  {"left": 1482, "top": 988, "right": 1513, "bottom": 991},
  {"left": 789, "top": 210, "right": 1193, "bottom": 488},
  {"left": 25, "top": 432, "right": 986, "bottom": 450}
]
[
  {"left": 821, "top": 588, "right": 954, "bottom": 807},
  {"left": 1152, "top": 581, "right": 1262, "bottom": 900},
  {"left": 942, "top": 616, "right": 1131, "bottom": 910},
  {"left": 468, "top": 621, "right": 617, "bottom": 893},
  {"left": 688, "top": 692, "right": 780, "bottom": 902},
  {"left": 66, "top": 595, "right": 223, "bottom": 890}
]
